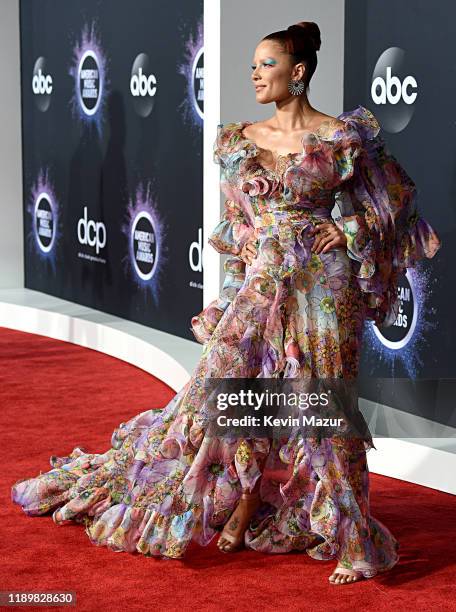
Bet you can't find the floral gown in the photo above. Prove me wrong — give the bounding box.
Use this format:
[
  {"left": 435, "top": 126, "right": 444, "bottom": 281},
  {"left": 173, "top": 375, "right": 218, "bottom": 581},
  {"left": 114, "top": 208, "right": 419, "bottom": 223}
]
[{"left": 11, "top": 106, "right": 441, "bottom": 577}]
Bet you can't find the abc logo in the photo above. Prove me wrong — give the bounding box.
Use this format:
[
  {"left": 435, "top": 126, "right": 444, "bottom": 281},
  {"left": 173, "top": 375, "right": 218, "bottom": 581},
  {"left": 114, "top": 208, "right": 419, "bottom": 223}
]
[
  {"left": 130, "top": 67, "right": 157, "bottom": 97},
  {"left": 130, "top": 53, "right": 156, "bottom": 117},
  {"left": 77, "top": 206, "right": 106, "bottom": 254},
  {"left": 32, "top": 68, "right": 53, "bottom": 95},
  {"left": 32, "top": 57, "right": 53, "bottom": 112},
  {"left": 370, "top": 47, "right": 417, "bottom": 133},
  {"left": 371, "top": 66, "right": 417, "bottom": 105}
]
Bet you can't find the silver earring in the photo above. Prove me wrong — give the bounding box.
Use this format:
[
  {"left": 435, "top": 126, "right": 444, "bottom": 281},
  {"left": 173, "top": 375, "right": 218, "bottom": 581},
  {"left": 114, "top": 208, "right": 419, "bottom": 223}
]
[{"left": 288, "top": 79, "right": 305, "bottom": 96}]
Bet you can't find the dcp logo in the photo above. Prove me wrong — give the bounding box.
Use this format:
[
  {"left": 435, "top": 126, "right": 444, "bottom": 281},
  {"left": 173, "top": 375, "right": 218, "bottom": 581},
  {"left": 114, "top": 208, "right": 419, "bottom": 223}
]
[
  {"left": 130, "top": 53, "right": 157, "bottom": 118},
  {"left": 189, "top": 228, "right": 203, "bottom": 272},
  {"left": 32, "top": 57, "right": 53, "bottom": 112},
  {"left": 370, "top": 47, "right": 418, "bottom": 133},
  {"left": 77, "top": 206, "right": 106, "bottom": 254}
]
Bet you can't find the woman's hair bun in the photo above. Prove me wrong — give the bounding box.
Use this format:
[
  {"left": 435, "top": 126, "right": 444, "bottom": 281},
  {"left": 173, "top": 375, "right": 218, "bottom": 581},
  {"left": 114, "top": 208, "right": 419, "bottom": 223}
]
[{"left": 287, "top": 21, "right": 321, "bottom": 52}]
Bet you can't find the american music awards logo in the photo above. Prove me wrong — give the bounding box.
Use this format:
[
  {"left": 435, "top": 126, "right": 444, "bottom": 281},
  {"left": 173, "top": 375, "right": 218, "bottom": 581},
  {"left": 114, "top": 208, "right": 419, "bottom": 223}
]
[
  {"left": 26, "top": 169, "right": 60, "bottom": 273},
  {"left": 121, "top": 182, "right": 168, "bottom": 304},
  {"left": 178, "top": 19, "right": 203, "bottom": 124},
  {"left": 68, "top": 21, "right": 109, "bottom": 136},
  {"left": 365, "top": 268, "right": 438, "bottom": 377}
]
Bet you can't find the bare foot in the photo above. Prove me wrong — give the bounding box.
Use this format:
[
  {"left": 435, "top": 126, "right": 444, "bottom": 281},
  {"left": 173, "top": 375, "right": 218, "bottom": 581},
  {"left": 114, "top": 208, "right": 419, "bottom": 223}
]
[
  {"left": 217, "top": 492, "right": 261, "bottom": 553},
  {"left": 329, "top": 564, "right": 364, "bottom": 585}
]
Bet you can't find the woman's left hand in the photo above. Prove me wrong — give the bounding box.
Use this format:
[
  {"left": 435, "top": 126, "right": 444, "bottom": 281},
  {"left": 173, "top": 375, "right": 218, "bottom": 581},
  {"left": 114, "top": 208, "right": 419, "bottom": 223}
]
[{"left": 308, "top": 222, "right": 347, "bottom": 254}]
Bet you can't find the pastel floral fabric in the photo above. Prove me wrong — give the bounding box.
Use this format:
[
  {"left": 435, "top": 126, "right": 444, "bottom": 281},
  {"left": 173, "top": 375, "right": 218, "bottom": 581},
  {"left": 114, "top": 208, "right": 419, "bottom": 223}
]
[{"left": 11, "top": 106, "right": 441, "bottom": 578}]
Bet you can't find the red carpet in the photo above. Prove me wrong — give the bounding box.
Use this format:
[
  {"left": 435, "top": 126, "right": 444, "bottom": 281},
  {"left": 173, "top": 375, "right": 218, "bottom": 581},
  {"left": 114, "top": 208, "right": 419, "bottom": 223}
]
[{"left": 2, "top": 326, "right": 455, "bottom": 611}]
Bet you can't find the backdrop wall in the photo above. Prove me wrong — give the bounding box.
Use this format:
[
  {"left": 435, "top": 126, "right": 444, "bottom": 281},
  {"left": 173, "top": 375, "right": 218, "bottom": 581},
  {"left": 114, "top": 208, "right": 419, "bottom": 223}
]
[
  {"left": 0, "top": 0, "right": 23, "bottom": 289},
  {"left": 5, "top": 0, "right": 453, "bottom": 456},
  {"left": 20, "top": 0, "right": 204, "bottom": 341}
]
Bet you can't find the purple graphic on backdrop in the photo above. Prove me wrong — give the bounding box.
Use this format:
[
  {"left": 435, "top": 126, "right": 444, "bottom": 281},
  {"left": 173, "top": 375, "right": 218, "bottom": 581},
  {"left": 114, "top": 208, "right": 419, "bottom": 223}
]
[
  {"left": 121, "top": 182, "right": 168, "bottom": 305},
  {"left": 27, "top": 169, "right": 60, "bottom": 274},
  {"left": 178, "top": 19, "right": 203, "bottom": 125},
  {"left": 364, "top": 267, "right": 438, "bottom": 378},
  {"left": 68, "top": 21, "right": 109, "bottom": 136}
]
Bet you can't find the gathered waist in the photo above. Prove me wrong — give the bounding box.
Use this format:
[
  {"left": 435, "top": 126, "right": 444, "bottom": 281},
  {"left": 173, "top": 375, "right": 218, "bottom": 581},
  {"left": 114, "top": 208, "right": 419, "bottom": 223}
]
[{"left": 253, "top": 207, "right": 333, "bottom": 233}]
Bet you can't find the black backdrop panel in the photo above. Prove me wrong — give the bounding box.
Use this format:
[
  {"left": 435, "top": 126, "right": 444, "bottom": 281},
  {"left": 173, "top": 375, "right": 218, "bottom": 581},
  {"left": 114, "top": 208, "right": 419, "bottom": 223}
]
[
  {"left": 21, "top": 0, "right": 204, "bottom": 341},
  {"left": 345, "top": 0, "right": 452, "bottom": 425}
]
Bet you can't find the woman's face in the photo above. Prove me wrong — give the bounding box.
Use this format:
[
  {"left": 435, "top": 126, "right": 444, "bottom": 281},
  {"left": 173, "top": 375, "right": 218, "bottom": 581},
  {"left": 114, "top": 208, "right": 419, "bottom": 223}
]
[{"left": 250, "top": 40, "right": 305, "bottom": 103}]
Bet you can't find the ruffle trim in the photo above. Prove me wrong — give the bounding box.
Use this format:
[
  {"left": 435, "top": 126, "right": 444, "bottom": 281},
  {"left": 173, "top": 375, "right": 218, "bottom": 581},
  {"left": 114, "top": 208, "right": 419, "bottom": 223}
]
[
  {"left": 339, "top": 105, "right": 381, "bottom": 141},
  {"left": 11, "top": 415, "right": 399, "bottom": 573},
  {"left": 213, "top": 110, "right": 368, "bottom": 200},
  {"left": 213, "top": 105, "right": 378, "bottom": 168},
  {"left": 207, "top": 214, "right": 255, "bottom": 256},
  {"left": 190, "top": 256, "right": 247, "bottom": 344},
  {"left": 333, "top": 108, "right": 441, "bottom": 327}
]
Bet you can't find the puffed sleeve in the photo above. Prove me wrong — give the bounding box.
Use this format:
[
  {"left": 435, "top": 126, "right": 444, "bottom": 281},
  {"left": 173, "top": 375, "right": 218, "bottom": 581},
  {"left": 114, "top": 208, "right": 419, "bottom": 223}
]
[
  {"left": 332, "top": 106, "right": 442, "bottom": 327},
  {"left": 207, "top": 123, "right": 256, "bottom": 256},
  {"left": 190, "top": 123, "right": 256, "bottom": 344},
  {"left": 190, "top": 255, "right": 246, "bottom": 344},
  {"left": 207, "top": 198, "right": 255, "bottom": 256}
]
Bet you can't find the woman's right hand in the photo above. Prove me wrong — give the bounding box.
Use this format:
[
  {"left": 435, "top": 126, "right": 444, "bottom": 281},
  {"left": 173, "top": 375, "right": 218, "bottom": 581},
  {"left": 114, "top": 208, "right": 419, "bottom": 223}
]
[{"left": 240, "top": 239, "right": 258, "bottom": 265}]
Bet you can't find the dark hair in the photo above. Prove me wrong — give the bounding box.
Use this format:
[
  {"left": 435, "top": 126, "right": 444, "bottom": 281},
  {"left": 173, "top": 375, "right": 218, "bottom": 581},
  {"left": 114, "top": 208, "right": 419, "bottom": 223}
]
[{"left": 262, "top": 21, "right": 321, "bottom": 91}]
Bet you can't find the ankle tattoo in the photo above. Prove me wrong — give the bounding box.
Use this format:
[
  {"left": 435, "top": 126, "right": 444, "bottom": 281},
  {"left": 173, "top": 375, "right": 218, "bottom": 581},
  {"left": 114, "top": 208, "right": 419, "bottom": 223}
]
[{"left": 228, "top": 517, "right": 240, "bottom": 531}]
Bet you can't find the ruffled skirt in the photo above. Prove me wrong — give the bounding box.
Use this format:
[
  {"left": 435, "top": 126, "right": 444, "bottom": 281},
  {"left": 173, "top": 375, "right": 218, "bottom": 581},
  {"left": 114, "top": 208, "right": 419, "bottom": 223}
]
[
  {"left": 11, "top": 397, "right": 399, "bottom": 576},
  {"left": 11, "top": 238, "right": 399, "bottom": 577}
]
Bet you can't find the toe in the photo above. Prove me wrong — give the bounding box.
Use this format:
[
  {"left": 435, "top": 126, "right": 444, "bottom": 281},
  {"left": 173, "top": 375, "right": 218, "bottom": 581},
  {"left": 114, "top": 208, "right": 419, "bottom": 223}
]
[
  {"left": 218, "top": 538, "right": 230, "bottom": 551},
  {"left": 330, "top": 571, "right": 360, "bottom": 585}
]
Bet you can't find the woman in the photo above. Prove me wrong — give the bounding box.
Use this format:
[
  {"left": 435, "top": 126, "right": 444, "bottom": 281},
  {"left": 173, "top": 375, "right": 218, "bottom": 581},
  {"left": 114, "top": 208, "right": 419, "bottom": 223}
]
[{"left": 11, "top": 22, "right": 441, "bottom": 585}]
